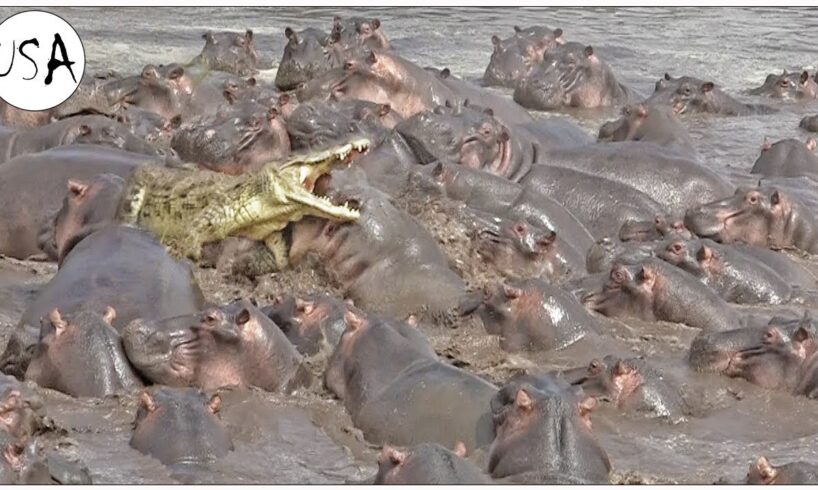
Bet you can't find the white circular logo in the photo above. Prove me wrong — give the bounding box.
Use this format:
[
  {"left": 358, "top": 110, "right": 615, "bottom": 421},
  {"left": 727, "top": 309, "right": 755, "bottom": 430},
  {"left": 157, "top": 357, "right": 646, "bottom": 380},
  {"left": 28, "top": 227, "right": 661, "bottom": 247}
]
[{"left": 0, "top": 10, "right": 85, "bottom": 111}]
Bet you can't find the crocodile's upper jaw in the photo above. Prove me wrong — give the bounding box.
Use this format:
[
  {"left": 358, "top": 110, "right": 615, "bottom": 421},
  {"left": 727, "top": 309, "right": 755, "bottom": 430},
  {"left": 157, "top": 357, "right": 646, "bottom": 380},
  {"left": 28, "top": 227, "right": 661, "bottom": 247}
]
[
  {"left": 286, "top": 183, "right": 361, "bottom": 221},
  {"left": 277, "top": 137, "right": 371, "bottom": 191}
]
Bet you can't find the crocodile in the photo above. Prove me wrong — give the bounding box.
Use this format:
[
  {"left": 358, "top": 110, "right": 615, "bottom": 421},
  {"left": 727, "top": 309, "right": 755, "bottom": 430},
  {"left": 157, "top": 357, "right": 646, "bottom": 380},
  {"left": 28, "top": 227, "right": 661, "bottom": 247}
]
[{"left": 116, "top": 137, "right": 370, "bottom": 268}]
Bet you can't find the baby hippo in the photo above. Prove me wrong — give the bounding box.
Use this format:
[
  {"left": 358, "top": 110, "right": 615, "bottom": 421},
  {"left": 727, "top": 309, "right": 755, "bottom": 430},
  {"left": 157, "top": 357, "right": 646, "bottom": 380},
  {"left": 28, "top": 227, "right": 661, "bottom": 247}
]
[
  {"left": 583, "top": 258, "right": 736, "bottom": 331},
  {"left": 130, "top": 387, "right": 234, "bottom": 467},
  {"left": 658, "top": 239, "right": 793, "bottom": 305},
  {"left": 472, "top": 217, "right": 562, "bottom": 281},
  {"left": 618, "top": 215, "right": 692, "bottom": 242},
  {"left": 747, "top": 456, "right": 818, "bottom": 484},
  {"left": 25, "top": 308, "right": 143, "bottom": 398},
  {"left": 463, "top": 278, "right": 598, "bottom": 352},
  {"left": 488, "top": 382, "right": 610, "bottom": 483},
  {"left": 560, "top": 355, "right": 687, "bottom": 422},
  {"left": 261, "top": 293, "right": 350, "bottom": 357},
  {"left": 751, "top": 137, "right": 818, "bottom": 178},
  {"left": 374, "top": 443, "right": 489, "bottom": 484}
]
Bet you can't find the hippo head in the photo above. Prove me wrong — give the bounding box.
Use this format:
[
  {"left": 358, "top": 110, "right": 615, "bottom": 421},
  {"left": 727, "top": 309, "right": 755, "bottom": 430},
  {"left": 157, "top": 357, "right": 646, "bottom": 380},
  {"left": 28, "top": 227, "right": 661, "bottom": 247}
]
[
  {"left": 130, "top": 387, "right": 233, "bottom": 466},
  {"left": 328, "top": 51, "right": 402, "bottom": 111},
  {"left": 487, "top": 383, "right": 610, "bottom": 481},
  {"left": 724, "top": 323, "right": 816, "bottom": 390},
  {"left": 746, "top": 457, "right": 797, "bottom": 484},
  {"left": 116, "top": 107, "right": 181, "bottom": 147},
  {"left": 331, "top": 16, "right": 390, "bottom": 51},
  {"left": 562, "top": 356, "right": 644, "bottom": 408},
  {"left": 656, "top": 239, "right": 704, "bottom": 276},
  {"left": 374, "top": 443, "right": 470, "bottom": 485},
  {"left": 115, "top": 64, "right": 185, "bottom": 119},
  {"left": 171, "top": 103, "right": 291, "bottom": 174},
  {"left": 0, "top": 382, "right": 43, "bottom": 440},
  {"left": 482, "top": 27, "right": 563, "bottom": 88},
  {"left": 649, "top": 73, "right": 721, "bottom": 115},
  {"left": 53, "top": 174, "right": 125, "bottom": 264},
  {"left": 582, "top": 262, "right": 659, "bottom": 322},
  {"left": 396, "top": 104, "right": 512, "bottom": 175},
  {"left": 196, "top": 29, "right": 259, "bottom": 76},
  {"left": 753, "top": 70, "right": 818, "bottom": 101},
  {"left": 619, "top": 215, "right": 691, "bottom": 242},
  {"left": 474, "top": 219, "right": 560, "bottom": 280},
  {"left": 0, "top": 436, "right": 52, "bottom": 484},
  {"left": 285, "top": 100, "right": 392, "bottom": 151},
  {"left": 684, "top": 187, "right": 791, "bottom": 248},
  {"left": 121, "top": 315, "right": 201, "bottom": 387},
  {"left": 186, "top": 299, "right": 309, "bottom": 392},
  {"left": 275, "top": 27, "right": 335, "bottom": 91},
  {"left": 262, "top": 293, "right": 349, "bottom": 356}
]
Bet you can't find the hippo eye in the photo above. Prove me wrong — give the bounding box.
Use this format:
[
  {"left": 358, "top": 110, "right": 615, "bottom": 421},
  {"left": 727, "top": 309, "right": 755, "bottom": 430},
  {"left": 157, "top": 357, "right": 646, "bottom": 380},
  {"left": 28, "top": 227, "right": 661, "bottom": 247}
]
[
  {"left": 670, "top": 243, "right": 683, "bottom": 254},
  {"left": 205, "top": 313, "right": 219, "bottom": 324},
  {"left": 611, "top": 270, "right": 626, "bottom": 283},
  {"left": 778, "top": 79, "right": 790, "bottom": 87},
  {"left": 236, "top": 37, "right": 246, "bottom": 47},
  {"left": 514, "top": 223, "right": 526, "bottom": 234},
  {"left": 747, "top": 194, "right": 759, "bottom": 204}
]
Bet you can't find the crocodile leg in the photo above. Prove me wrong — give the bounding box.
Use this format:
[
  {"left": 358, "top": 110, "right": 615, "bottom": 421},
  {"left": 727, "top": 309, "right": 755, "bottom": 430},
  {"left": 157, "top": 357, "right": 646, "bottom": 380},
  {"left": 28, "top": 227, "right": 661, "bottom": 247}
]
[{"left": 264, "top": 232, "right": 289, "bottom": 270}]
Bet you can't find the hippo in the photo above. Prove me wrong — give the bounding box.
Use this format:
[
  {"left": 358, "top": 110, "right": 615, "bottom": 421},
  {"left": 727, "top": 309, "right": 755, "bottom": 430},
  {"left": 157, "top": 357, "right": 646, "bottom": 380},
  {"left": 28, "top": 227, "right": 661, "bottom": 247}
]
[
  {"left": 482, "top": 26, "right": 565, "bottom": 88},
  {"left": 419, "top": 162, "right": 593, "bottom": 273},
  {"left": 585, "top": 238, "right": 655, "bottom": 274},
  {"left": 463, "top": 278, "right": 599, "bottom": 352},
  {"left": 289, "top": 168, "right": 467, "bottom": 318},
  {"left": 470, "top": 214, "right": 563, "bottom": 281},
  {"left": 325, "top": 309, "right": 496, "bottom": 451},
  {"left": 374, "top": 443, "right": 489, "bottom": 484},
  {"left": 687, "top": 317, "right": 811, "bottom": 373},
  {"left": 747, "top": 456, "right": 818, "bottom": 484},
  {"left": 750, "top": 137, "right": 818, "bottom": 178},
  {"left": 513, "top": 43, "right": 633, "bottom": 111},
  {"left": 130, "top": 387, "right": 234, "bottom": 466},
  {"left": 747, "top": 70, "right": 818, "bottom": 100},
  {"left": 645, "top": 73, "right": 777, "bottom": 115},
  {"left": 0, "top": 225, "right": 205, "bottom": 378},
  {"left": 260, "top": 293, "right": 349, "bottom": 357},
  {"left": 0, "top": 115, "right": 162, "bottom": 163},
  {"left": 0, "top": 374, "right": 46, "bottom": 439},
  {"left": 274, "top": 27, "right": 335, "bottom": 91},
  {"left": 488, "top": 382, "right": 610, "bottom": 483},
  {"left": 619, "top": 215, "right": 692, "bottom": 242},
  {"left": 170, "top": 102, "right": 291, "bottom": 174},
  {"left": 25, "top": 307, "right": 143, "bottom": 398},
  {"left": 560, "top": 355, "right": 687, "bottom": 422},
  {"left": 113, "top": 64, "right": 187, "bottom": 120},
  {"left": 0, "top": 433, "right": 91, "bottom": 484},
  {"left": 330, "top": 16, "right": 390, "bottom": 52},
  {"left": 115, "top": 107, "right": 181, "bottom": 148},
  {"left": 319, "top": 50, "right": 457, "bottom": 119},
  {"left": 284, "top": 99, "right": 394, "bottom": 151},
  {"left": 597, "top": 103, "right": 695, "bottom": 155},
  {"left": 800, "top": 114, "right": 818, "bottom": 133},
  {"left": 719, "top": 322, "right": 814, "bottom": 392},
  {"left": 122, "top": 299, "right": 312, "bottom": 392},
  {"left": 583, "top": 258, "right": 736, "bottom": 331},
  {"left": 684, "top": 186, "right": 818, "bottom": 254},
  {"left": 657, "top": 239, "right": 794, "bottom": 305},
  {"left": 190, "top": 29, "right": 260, "bottom": 76},
  {"left": 0, "top": 144, "right": 164, "bottom": 260}
]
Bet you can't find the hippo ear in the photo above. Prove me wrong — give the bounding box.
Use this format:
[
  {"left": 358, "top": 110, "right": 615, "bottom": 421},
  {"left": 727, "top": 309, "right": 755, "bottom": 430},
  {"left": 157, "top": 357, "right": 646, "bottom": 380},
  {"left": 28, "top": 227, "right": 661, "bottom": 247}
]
[
  {"left": 754, "top": 456, "right": 777, "bottom": 482},
  {"left": 502, "top": 284, "right": 523, "bottom": 299},
  {"left": 295, "top": 298, "right": 314, "bottom": 315},
  {"left": 167, "top": 66, "right": 185, "bottom": 80},
  {"left": 440, "top": 68, "right": 451, "bottom": 79},
  {"left": 343, "top": 298, "right": 355, "bottom": 307},
  {"left": 284, "top": 27, "right": 295, "bottom": 41},
  {"left": 761, "top": 137, "right": 771, "bottom": 152},
  {"left": 367, "top": 51, "right": 378, "bottom": 65},
  {"left": 169, "top": 115, "right": 182, "bottom": 129},
  {"left": 513, "top": 25, "right": 522, "bottom": 33},
  {"left": 333, "top": 15, "right": 343, "bottom": 26},
  {"left": 245, "top": 29, "right": 254, "bottom": 42},
  {"left": 203, "top": 32, "right": 216, "bottom": 44},
  {"left": 701, "top": 82, "right": 715, "bottom": 93},
  {"left": 793, "top": 327, "right": 811, "bottom": 344},
  {"left": 235, "top": 308, "right": 251, "bottom": 327},
  {"left": 801, "top": 70, "right": 810, "bottom": 84},
  {"left": 612, "top": 360, "right": 633, "bottom": 376},
  {"left": 102, "top": 306, "right": 117, "bottom": 325},
  {"left": 139, "top": 391, "right": 157, "bottom": 413},
  {"left": 770, "top": 190, "right": 782, "bottom": 206},
  {"left": 343, "top": 309, "right": 365, "bottom": 332},
  {"left": 66, "top": 179, "right": 89, "bottom": 199},
  {"left": 48, "top": 309, "right": 67, "bottom": 336},
  {"left": 206, "top": 393, "right": 221, "bottom": 414},
  {"left": 636, "top": 104, "right": 648, "bottom": 118},
  {"left": 554, "top": 28, "right": 564, "bottom": 38},
  {"left": 378, "top": 104, "right": 391, "bottom": 117},
  {"left": 378, "top": 446, "right": 406, "bottom": 466},
  {"left": 453, "top": 442, "right": 467, "bottom": 458},
  {"left": 664, "top": 73, "right": 672, "bottom": 81},
  {"left": 405, "top": 314, "right": 418, "bottom": 327},
  {"left": 491, "top": 35, "right": 501, "bottom": 46},
  {"left": 432, "top": 162, "right": 445, "bottom": 179},
  {"left": 277, "top": 93, "right": 290, "bottom": 106},
  {"left": 696, "top": 245, "right": 713, "bottom": 263},
  {"left": 514, "top": 388, "right": 534, "bottom": 411},
  {"left": 371, "top": 18, "right": 381, "bottom": 29},
  {"left": 807, "top": 138, "right": 817, "bottom": 151},
  {"left": 583, "top": 46, "right": 594, "bottom": 57},
  {"left": 637, "top": 265, "right": 656, "bottom": 288}
]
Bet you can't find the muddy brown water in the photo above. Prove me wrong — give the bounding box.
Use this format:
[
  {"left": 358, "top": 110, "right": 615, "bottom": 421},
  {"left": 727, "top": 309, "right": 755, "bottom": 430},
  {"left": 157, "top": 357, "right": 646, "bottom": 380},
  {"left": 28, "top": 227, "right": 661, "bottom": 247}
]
[{"left": 2, "top": 5, "right": 818, "bottom": 484}]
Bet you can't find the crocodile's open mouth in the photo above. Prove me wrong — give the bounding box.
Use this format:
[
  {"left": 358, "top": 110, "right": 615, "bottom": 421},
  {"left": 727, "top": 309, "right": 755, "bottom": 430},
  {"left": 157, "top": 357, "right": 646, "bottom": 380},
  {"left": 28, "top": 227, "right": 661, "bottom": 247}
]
[{"left": 278, "top": 137, "right": 371, "bottom": 192}]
